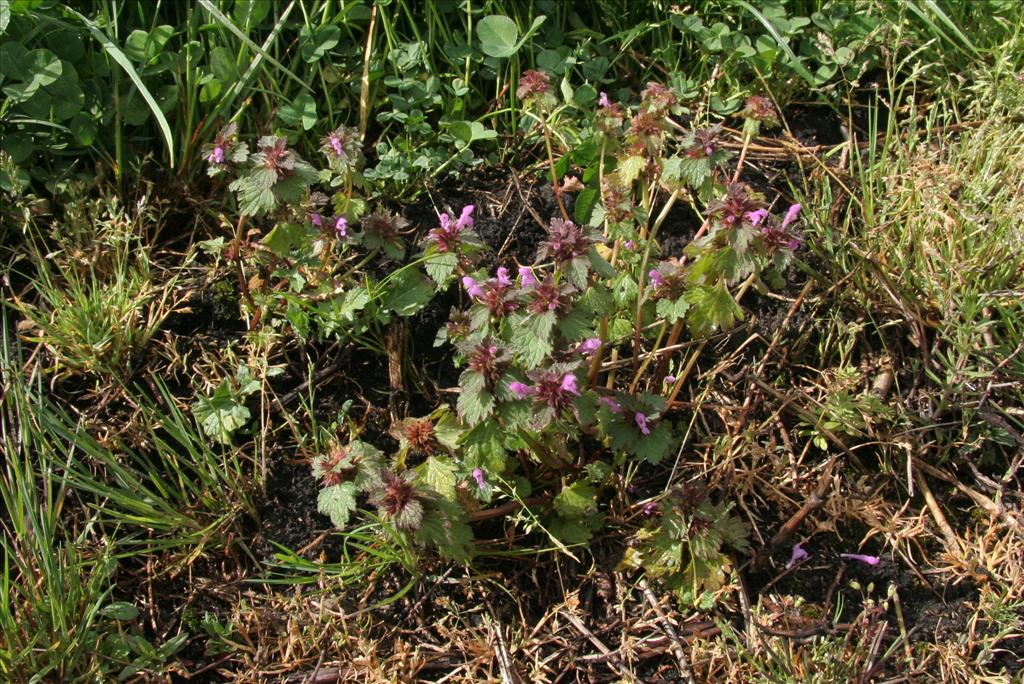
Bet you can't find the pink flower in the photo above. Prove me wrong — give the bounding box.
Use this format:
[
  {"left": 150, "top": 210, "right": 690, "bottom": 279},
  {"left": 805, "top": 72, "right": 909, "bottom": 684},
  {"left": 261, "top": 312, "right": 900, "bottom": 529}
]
[
  {"left": 578, "top": 338, "right": 602, "bottom": 355},
  {"left": 599, "top": 396, "right": 622, "bottom": 413},
  {"left": 472, "top": 467, "right": 486, "bottom": 489},
  {"left": 782, "top": 203, "right": 802, "bottom": 229},
  {"left": 209, "top": 145, "right": 225, "bottom": 164},
  {"left": 457, "top": 204, "right": 475, "bottom": 230},
  {"left": 518, "top": 266, "right": 537, "bottom": 287},
  {"left": 642, "top": 501, "right": 658, "bottom": 516},
  {"left": 648, "top": 269, "right": 664, "bottom": 287},
  {"left": 787, "top": 542, "right": 809, "bottom": 569},
  {"left": 509, "top": 381, "right": 533, "bottom": 399},
  {"left": 462, "top": 276, "right": 484, "bottom": 298},
  {"left": 598, "top": 91, "right": 611, "bottom": 107},
  {"left": 310, "top": 212, "right": 323, "bottom": 228},
  {"left": 624, "top": 240, "right": 636, "bottom": 250},
  {"left": 663, "top": 375, "right": 676, "bottom": 385},
  {"left": 634, "top": 412, "right": 650, "bottom": 435},
  {"left": 560, "top": 373, "right": 580, "bottom": 396},
  {"left": 496, "top": 267, "right": 511, "bottom": 287},
  {"left": 746, "top": 208, "right": 769, "bottom": 227},
  {"left": 329, "top": 134, "right": 344, "bottom": 157},
  {"left": 335, "top": 217, "right": 348, "bottom": 236},
  {"left": 840, "top": 553, "right": 880, "bottom": 566}
]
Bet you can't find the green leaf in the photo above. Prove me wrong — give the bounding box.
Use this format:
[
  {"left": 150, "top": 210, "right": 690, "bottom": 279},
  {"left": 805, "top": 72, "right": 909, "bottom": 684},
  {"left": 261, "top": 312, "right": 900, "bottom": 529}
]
[
  {"left": 634, "top": 422, "right": 674, "bottom": 464},
  {"left": 423, "top": 250, "right": 458, "bottom": 285},
  {"left": 0, "top": 40, "right": 29, "bottom": 80},
  {"left": 618, "top": 155, "right": 646, "bottom": 185},
  {"left": 300, "top": 24, "right": 340, "bottom": 63},
  {"left": 233, "top": 0, "right": 271, "bottom": 30},
  {"left": 510, "top": 311, "right": 555, "bottom": 369},
  {"left": 656, "top": 296, "right": 690, "bottom": 324},
  {"left": 278, "top": 92, "right": 317, "bottom": 130},
  {"left": 381, "top": 268, "right": 434, "bottom": 317},
  {"left": 317, "top": 482, "right": 358, "bottom": 528},
  {"left": 65, "top": 8, "right": 175, "bottom": 166},
  {"left": 417, "top": 498, "right": 473, "bottom": 561},
  {"left": 477, "top": 15, "right": 519, "bottom": 58},
  {"left": 100, "top": 602, "right": 140, "bottom": 621},
  {"left": 417, "top": 456, "right": 458, "bottom": 499},
  {"left": 574, "top": 187, "right": 599, "bottom": 224},
  {"left": 457, "top": 371, "right": 494, "bottom": 425},
  {"left": 192, "top": 379, "right": 250, "bottom": 444},
  {"left": 554, "top": 480, "right": 598, "bottom": 518},
  {"left": 684, "top": 281, "right": 744, "bottom": 336}
]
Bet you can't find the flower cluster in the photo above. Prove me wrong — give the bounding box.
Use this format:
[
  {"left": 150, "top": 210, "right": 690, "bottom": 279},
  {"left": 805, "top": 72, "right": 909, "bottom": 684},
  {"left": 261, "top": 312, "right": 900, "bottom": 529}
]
[
  {"left": 512, "top": 369, "right": 581, "bottom": 415},
  {"left": 706, "top": 182, "right": 767, "bottom": 227},
  {"left": 466, "top": 339, "right": 508, "bottom": 389},
  {"left": 538, "top": 218, "right": 595, "bottom": 264},
  {"left": 428, "top": 205, "right": 475, "bottom": 253},
  {"left": 462, "top": 266, "right": 518, "bottom": 318},
  {"left": 203, "top": 123, "right": 248, "bottom": 176},
  {"left": 516, "top": 69, "right": 557, "bottom": 110},
  {"left": 319, "top": 125, "right": 363, "bottom": 176}
]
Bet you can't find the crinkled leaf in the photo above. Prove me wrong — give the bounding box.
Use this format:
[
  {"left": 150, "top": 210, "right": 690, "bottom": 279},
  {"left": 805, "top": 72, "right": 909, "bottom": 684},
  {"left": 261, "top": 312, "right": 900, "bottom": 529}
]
[
  {"left": 192, "top": 380, "right": 250, "bottom": 444},
  {"left": 684, "top": 281, "right": 744, "bottom": 336},
  {"left": 317, "top": 482, "right": 358, "bottom": 528},
  {"left": 457, "top": 370, "right": 494, "bottom": 425},
  {"left": 417, "top": 498, "right": 473, "bottom": 561},
  {"left": 417, "top": 456, "right": 458, "bottom": 500},
  {"left": 381, "top": 268, "right": 434, "bottom": 317},
  {"left": 423, "top": 249, "right": 458, "bottom": 285}
]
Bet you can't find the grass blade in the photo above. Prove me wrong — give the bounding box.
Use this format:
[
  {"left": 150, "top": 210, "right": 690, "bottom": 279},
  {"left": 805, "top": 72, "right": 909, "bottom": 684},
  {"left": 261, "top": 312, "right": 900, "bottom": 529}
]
[
  {"left": 197, "top": 0, "right": 312, "bottom": 94},
  {"left": 62, "top": 6, "right": 176, "bottom": 168},
  {"left": 732, "top": 0, "right": 817, "bottom": 87},
  {"left": 906, "top": 0, "right": 981, "bottom": 59}
]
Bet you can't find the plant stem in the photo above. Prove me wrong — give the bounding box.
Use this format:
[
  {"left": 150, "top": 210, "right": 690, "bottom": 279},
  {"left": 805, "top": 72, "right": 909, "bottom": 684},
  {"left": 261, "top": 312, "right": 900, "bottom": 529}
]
[{"left": 540, "top": 111, "right": 571, "bottom": 221}]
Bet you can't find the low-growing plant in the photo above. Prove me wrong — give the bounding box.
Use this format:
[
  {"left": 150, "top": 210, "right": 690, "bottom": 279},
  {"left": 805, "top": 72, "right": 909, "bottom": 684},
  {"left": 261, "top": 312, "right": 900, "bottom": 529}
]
[{"left": 281, "top": 75, "right": 808, "bottom": 604}]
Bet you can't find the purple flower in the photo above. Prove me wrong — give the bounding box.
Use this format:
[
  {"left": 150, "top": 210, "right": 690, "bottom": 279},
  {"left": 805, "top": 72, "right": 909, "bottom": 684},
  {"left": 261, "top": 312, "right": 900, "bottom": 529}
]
[
  {"left": 648, "top": 269, "right": 664, "bottom": 287},
  {"left": 335, "top": 217, "right": 348, "bottom": 237},
  {"left": 840, "top": 553, "right": 880, "bottom": 566},
  {"left": 496, "top": 266, "right": 511, "bottom": 287},
  {"left": 578, "top": 338, "right": 602, "bottom": 355},
  {"left": 642, "top": 501, "right": 658, "bottom": 516},
  {"left": 663, "top": 375, "right": 676, "bottom": 385},
  {"left": 329, "top": 134, "right": 344, "bottom": 157},
  {"left": 560, "top": 373, "right": 580, "bottom": 396},
  {"left": 705, "top": 145, "right": 715, "bottom": 156},
  {"left": 624, "top": 240, "right": 636, "bottom": 250},
  {"left": 635, "top": 412, "right": 651, "bottom": 435},
  {"left": 782, "top": 203, "right": 802, "bottom": 229},
  {"left": 472, "top": 467, "right": 486, "bottom": 489},
  {"left": 310, "top": 212, "right": 323, "bottom": 228},
  {"left": 457, "top": 204, "right": 475, "bottom": 230},
  {"left": 209, "top": 145, "right": 225, "bottom": 164},
  {"left": 462, "top": 276, "right": 484, "bottom": 298},
  {"left": 746, "top": 208, "right": 769, "bottom": 227},
  {"left": 518, "top": 266, "right": 537, "bottom": 287},
  {"left": 509, "top": 381, "right": 533, "bottom": 399},
  {"left": 787, "top": 542, "right": 809, "bottom": 569},
  {"left": 598, "top": 91, "right": 611, "bottom": 108},
  {"left": 599, "top": 396, "right": 622, "bottom": 413}
]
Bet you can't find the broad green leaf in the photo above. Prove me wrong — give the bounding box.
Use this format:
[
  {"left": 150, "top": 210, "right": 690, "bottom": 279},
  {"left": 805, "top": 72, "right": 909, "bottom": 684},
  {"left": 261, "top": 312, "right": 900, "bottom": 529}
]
[
  {"left": 300, "top": 24, "right": 340, "bottom": 63},
  {"left": 417, "top": 456, "right": 458, "bottom": 499},
  {"left": 65, "top": 7, "right": 175, "bottom": 166},
  {"left": 477, "top": 15, "right": 519, "bottom": 58},
  {"left": 684, "top": 281, "right": 744, "bottom": 336},
  {"left": 457, "top": 370, "right": 494, "bottom": 425},
  {"left": 234, "top": 0, "right": 271, "bottom": 30},
  {"left": 317, "top": 482, "right": 358, "bottom": 528},
  {"left": 278, "top": 92, "right": 317, "bottom": 130},
  {"left": 381, "top": 268, "right": 434, "bottom": 317}
]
